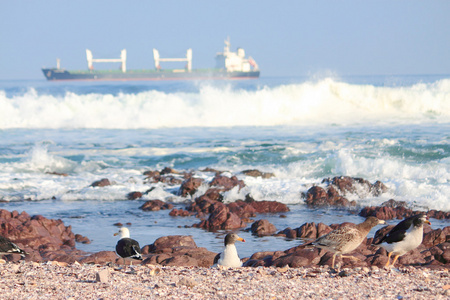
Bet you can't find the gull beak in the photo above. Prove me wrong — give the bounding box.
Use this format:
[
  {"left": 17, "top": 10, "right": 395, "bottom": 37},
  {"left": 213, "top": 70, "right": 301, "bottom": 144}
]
[
  {"left": 237, "top": 237, "right": 246, "bottom": 242},
  {"left": 378, "top": 220, "right": 386, "bottom": 225},
  {"left": 425, "top": 220, "right": 431, "bottom": 225},
  {"left": 113, "top": 232, "right": 119, "bottom": 236}
]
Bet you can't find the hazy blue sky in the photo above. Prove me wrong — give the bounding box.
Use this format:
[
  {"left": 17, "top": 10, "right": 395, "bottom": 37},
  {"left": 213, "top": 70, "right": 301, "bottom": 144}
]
[{"left": 1, "top": 1, "right": 449, "bottom": 80}]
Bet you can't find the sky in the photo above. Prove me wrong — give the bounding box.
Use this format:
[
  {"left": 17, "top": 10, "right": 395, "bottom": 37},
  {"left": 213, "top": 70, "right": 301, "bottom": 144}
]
[{"left": 1, "top": 1, "right": 449, "bottom": 80}]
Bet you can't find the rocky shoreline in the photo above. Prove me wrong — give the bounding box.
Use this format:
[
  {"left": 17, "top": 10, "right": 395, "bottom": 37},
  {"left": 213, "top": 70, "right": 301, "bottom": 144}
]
[{"left": 1, "top": 169, "right": 449, "bottom": 270}]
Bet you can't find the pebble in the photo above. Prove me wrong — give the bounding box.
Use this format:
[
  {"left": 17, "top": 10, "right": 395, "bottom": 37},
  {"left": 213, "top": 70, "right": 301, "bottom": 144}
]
[{"left": 0, "top": 262, "right": 448, "bottom": 299}]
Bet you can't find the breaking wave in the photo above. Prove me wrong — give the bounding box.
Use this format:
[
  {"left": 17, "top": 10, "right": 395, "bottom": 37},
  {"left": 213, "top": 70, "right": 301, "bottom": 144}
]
[{"left": 0, "top": 78, "right": 449, "bottom": 129}]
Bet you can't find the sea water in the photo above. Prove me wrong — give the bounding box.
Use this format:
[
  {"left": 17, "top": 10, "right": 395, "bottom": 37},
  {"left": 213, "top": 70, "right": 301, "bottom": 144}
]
[{"left": 0, "top": 75, "right": 449, "bottom": 257}]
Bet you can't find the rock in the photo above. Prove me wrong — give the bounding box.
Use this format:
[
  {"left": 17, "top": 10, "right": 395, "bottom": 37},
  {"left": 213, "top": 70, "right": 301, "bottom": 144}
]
[
  {"left": 96, "top": 269, "right": 109, "bottom": 283},
  {"left": 79, "top": 251, "right": 118, "bottom": 264},
  {"left": 251, "top": 219, "right": 277, "bottom": 237},
  {"left": 75, "top": 234, "right": 91, "bottom": 244},
  {"left": 147, "top": 236, "right": 197, "bottom": 253},
  {"left": 142, "top": 236, "right": 217, "bottom": 267},
  {"left": 177, "top": 277, "right": 197, "bottom": 287},
  {"left": 193, "top": 204, "right": 246, "bottom": 231},
  {"left": 169, "top": 208, "right": 193, "bottom": 217},
  {"left": 127, "top": 191, "right": 143, "bottom": 200},
  {"left": 241, "top": 169, "right": 275, "bottom": 179},
  {"left": 0, "top": 209, "right": 86, "bottom": 263},
  {"left": 248, "top": 200, "right": 290, "bottom": 213},
  {"left": 160, "top": 167, "right": 179, "bottom": 175},
  {"left": 139, "top": 200, "right": 174, "bottom": 211},
  {"left": 91, "top": 178, "right": 111, "bottom": 187},
  {"left": 209, "top": 174, "right": 245, "bottom": 192},
  {"left": 179, "top": 177, "right": 204, "bottom": 197}
]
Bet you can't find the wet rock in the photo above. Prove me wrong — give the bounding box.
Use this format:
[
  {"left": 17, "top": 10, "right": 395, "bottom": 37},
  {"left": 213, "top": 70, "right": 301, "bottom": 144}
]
[
  {"left": 169, "top": 208, "right": 193, "bottom": 217},
  {"left": 241, "top": 169, "right": 275, "bottom": 179},
  {"left": 296, "top": 222, "right": 333, "bottom": 239},
  {"left": 200, "top": 167, "right": 224, "bottom": 175},
  {"left": 306, "top": 176, "right": 387, "bottom": 207},
  {"left": 227, "top": 200, "right": 257, "bottom": 219},
  {"left": 305, "top": 185, "right": 356, "bottom": 207},
  {"left": 251, "top": 219, "right": 277, "bottom": 237},
  {"left": 91, "top": 178, "right": 111, "bottom": 187},
  {"left": 209, "top": 174, "right": 245, "bottom": 192},
  {"left": 127, "top": 191, "right": 143, "bottom": 200},
  {"left": 139, "top": 200, "right": 174, "bottom": 211},
  {"left": 179, "top": 177, "right": 204, "bottom": 197},
  {"left": 160, "top": 167, "right": 179, "bottom": 175},
  {"left": 248, "top": 200, "right": 290, "bottom": 213},
  {"left": 193, "top": 204, "right": 246, "bottom": 231},
  {"left": 75, "top": 234, "right": 91, "bottom": 244},
  {"left": 143, "top": 170, "right": 160, "bottom": 178}
]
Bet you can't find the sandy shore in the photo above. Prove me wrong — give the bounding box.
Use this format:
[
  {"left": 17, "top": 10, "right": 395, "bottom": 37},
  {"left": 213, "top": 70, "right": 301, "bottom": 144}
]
[{"left": 0, "top": 261, "right": 449, "bottom": 299}]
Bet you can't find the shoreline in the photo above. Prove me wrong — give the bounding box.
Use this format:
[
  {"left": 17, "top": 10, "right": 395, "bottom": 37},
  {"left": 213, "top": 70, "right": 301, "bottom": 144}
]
[{"left": 0, "top": 261, "right": 449, "bottom": 299}]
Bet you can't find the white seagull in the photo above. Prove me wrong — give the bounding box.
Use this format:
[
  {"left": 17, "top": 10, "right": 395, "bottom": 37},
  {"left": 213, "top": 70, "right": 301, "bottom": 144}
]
[
  {"left": 214, "top": 233, "right": 245, "bottom": 267},
  {"left": 373, "top": 214, "right": 430, "bottom": 268},
  {"left": 114, "top": 227, "right": 143, "bottom": 265}
]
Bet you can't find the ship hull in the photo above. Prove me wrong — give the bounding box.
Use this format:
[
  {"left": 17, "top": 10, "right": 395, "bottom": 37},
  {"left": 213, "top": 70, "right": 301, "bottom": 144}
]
[{"left": 42, "top": 68, "right": 260, "bottom": 81}]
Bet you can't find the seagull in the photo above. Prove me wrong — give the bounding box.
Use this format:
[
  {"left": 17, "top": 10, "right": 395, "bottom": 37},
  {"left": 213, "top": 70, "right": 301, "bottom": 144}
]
[
  {"left": 213, "top": 233, "right": 245, "bottom": 267},
  {"left": 114, "top": 227, "right": 143, "bottom": 265},
  {"left": 373, "top": 214, "right": 430, "bottom": 268},
  {"left": 310, "top": 216, "right": 385, "bottom": 269},
  {"left": 0, "top": 235, "right": 27, "bottom": 258}
]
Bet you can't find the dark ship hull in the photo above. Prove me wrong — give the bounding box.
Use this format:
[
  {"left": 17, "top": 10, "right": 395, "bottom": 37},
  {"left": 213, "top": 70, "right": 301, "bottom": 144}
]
[{"left": 42, "top": 68, "right": 260, "bottom": 81}]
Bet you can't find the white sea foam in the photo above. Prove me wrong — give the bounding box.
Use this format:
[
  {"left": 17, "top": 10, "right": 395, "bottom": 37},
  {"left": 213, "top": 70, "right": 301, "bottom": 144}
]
[{"left": 1, "top": 78, "right": 449, "bottom": 129}]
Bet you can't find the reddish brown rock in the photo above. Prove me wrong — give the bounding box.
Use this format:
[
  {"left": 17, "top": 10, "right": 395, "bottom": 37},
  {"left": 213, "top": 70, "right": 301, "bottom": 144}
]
[
  {"left": 75, "top": 234, "right": 91, "bottom": 244},
  {"left": 147, "top": 235, "right": 198, "bottom": 253},
  {"left": 160, "top": 167, "right": 179, "bottom": 175},
  {"left": 0, "top": 209, "right": 87, "bottom": 263},
  {"left": 209, "top": 174, "right": 245, "bottom": 192},
  {"left": 251, "top": 219, "right": 277, "bottom": 237},
  {"left": 227, "top": 200, "right": 257, "bottom": 219},
  {"left": 241, "top": 169, "right": 275, "bottom": 179},
  {"left": 91, "top": 178, "right": 111, "bottom": 187},
  {"left": 141, "top": 235, "right": 217, "bottom": 267},
  {"left": 127, "top": 191, "right": 143, "bottom": 200},
  {"left": 143, "top": 170, "right": 160, "bottom": 178},
  {"left": 169, "top": 208, "right": 193, "bottom": 217},
  {"left": 296, "top": 222, "right": 333, "bottom": 239},
  {"left": 179, "top": 177, "right": 204, "bottom": 197},
  {"left": 139, "top": 200, "right": 174, "bottom": 211},
  {"left": 79, "top": 251, "right": 118, "bottom": 264},
  {"left": 193, "top": 204, "right": 246, "bottom": 231},
  {"left": 248, "top": 200, "right": 290, "bottom": 213}
]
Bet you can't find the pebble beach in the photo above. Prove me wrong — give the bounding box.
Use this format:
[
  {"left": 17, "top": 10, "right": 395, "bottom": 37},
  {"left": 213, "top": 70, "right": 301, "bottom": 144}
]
[{"left": 1, "top": 261, "right": 449, "bottom": 299}]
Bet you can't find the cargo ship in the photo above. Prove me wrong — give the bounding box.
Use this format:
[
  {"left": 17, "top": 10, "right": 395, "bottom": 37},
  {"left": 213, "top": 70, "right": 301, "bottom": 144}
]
[{"left": 42, "top": 39, "right": 259, "bottom": 81}]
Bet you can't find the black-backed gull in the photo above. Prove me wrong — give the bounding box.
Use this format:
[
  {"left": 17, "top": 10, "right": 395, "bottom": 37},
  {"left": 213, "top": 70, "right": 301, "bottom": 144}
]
[
  {"left": 0, "top": 235, "right": 27, "bottom": 258},
  {"left": 114, "top": 227, "right": 143, "bottom": 265},
  {"left": 373, "top": 214, "right": 430, "bottom": 268}
]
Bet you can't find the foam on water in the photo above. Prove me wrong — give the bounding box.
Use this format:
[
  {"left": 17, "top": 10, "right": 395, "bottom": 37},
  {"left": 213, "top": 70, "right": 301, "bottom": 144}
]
[{"left": 1, "top": 78, "right": 449, "bottom": 129}]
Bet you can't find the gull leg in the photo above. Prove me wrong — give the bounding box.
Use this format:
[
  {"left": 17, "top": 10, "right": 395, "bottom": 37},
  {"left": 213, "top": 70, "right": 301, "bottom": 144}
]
[
  {"left": 390, "top": 255, "right": 400, "bottom": 268},
  {"left": 385, "top": 252, "right": 392, "bottom": 268},
  {"left": 332, "top": 253, "right": 337, "bottom": 269}
]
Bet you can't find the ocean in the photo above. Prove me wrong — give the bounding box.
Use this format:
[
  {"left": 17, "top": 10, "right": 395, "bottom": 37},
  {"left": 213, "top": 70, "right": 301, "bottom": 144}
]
[{"left": 0, "top": 75, "right": 449, "bottom": 258}]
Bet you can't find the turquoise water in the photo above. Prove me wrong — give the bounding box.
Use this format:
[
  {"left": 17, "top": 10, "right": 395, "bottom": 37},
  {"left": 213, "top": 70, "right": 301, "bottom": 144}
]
[{"left": 0, "top": 75, "right": 449, "bottom": 257}]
